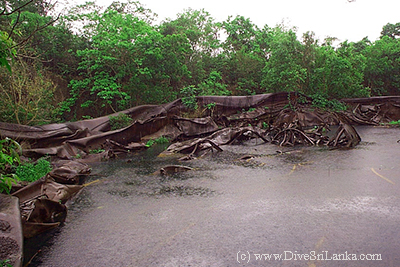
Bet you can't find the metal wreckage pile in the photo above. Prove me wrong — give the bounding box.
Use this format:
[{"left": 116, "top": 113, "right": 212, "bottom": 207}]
[{"left": 1, "top": 92, "right": 400, "bottom": 266}]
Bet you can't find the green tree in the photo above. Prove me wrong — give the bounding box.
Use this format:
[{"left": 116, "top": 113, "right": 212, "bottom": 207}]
[
  {"left": 363, "top": 35, "right": 400, "bottom": 95},
  {"left": 310, "top": 41, "right": 368, "bottom": 99},
  {"left": 381, "top": 22, "right": 400, "bottom": 39},
  {"left": 0, "top": 0, "right": 59, "bottom": 71},
  {"left": 221, "top": 16, "right": 271, "bottom": 95},
  {"left": 0, "top": 30, "right": 15, "bottom": 72},
  {"left": 198, "top": 71, "right": 230, "bottom": 96},
  {"left": 159, "top": 8, "right": 221, "bottom": 88},
  {"left": 132, "top": 31, "right": 192, "bottom": 104},
  {"left": 262, "top": 26, "right": 306, "bottom": 93},
  {"left": 0, "top": 57, "right": 57, "bottom": 124},
  {"left": 62, "top": 1, "right": 156, "bottom": 117},
  {"left": 222, "top": 15, "right": 265, "bottom": 53},
  {"left": 0, "top": 0, "right": 60, "bottom": 123}
]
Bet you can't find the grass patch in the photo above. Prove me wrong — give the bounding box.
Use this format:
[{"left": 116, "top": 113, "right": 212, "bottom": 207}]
[{"left": 16, "top": 157, "right": 52, "bottom": 182}]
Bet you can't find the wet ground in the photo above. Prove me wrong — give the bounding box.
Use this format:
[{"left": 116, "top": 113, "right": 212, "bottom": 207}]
[{"left": 26, "top": 126, "right": 399, "bottom": 266}]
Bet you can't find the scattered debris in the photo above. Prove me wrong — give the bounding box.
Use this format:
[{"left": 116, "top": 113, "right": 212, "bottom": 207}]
[
  {"left": 2, "top": 92, "right": 399, "bottom": 263},
  {"left": 162, "top": 126, "right": 267, "bottom": 157},
  {"left": 328, "top": 123, "right": 361, "bottom": 148},
  {"left": 0, "top": 195, "right": 23, "bottom": 267},
  {"left": 48, "top": 161, "right": 91, "bottom": 184},
  {"left": 238, "top": 155, "right": 255, "bottom": 161},
  {"left": 153, "top": 165, "right": 194, "bottom": 176},
  {"left": 11, "top": 162, "right": 90, "bottom": 238},
  {"left": 20, "top": 198, "right": 67, "bottom": 239},
  {"left": 1, "top": 93, "right": 398, "bottom": 160}
]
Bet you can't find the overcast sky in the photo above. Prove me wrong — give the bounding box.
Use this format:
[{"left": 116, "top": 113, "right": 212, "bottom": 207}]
[{"left": 75, "top": 0, "right": 400, "bottom": 42}]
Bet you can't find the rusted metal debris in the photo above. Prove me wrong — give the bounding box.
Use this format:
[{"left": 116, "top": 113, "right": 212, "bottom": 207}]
[
  {"left": 153, "top": 165, "right": 194, "bottom": 176},
  {"left": 342, "top": 96, "right": 400, "bottom": 125},
  {"left": 0, "top": 92, "right": 399, "bottom": 160},
  {"left": 0, "top": 195, "right": 23, "bottom": 267},
  {"left": 19, "top": 198, "right": 67, "bottom": 239},
  {"left": 11, "top": 162, "right": 90, "bottom": 238},
  {"left": 0, "top": 92, "right": 398, "bottom": 241},
  {"left": 48, "top": 161, "right": 91, "bottom": 184},
  {"left": 328, "top": 123, "right": 361, "bottom": 148},
  {"left": 161, "top": 126, "right": 267, "bottom": 156}
]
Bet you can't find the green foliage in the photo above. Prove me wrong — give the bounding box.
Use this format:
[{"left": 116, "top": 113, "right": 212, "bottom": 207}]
[
  {"left": 63, "top": 1, "right": 156, "bottom": 116},
  {"left": 145, "top": 136, "right": 169, "bottom": 147},
  {"left": 222, "top": 15, "right": 268, "bottom": 53},
  {"left": 205, "top": 102, "right": 216, "bottom": 110},
  {"left": 145, "top": 139, "right": 155, "bottom": 147},
  {"left": 16, "top": 158, "right": 52, "bottom": 182},
  {"left": 160, "top": 8, "right": 220, "bottom": 55},
  {"left": 243, "top": 107, "right": 256, "bottom": 112},
  {"left": 204, "top": 102, "right": 216, "bottom": 117},
  {"left": 221, "top": 17, "right": 270, "bottom": 95},
  {"left": 311, "top": 92, "right": 348, "bottom": 111},
  {"left": 0, "top": 174, "right": 17, "bottom": 194},
  {"left": 0, "top": 138, "right": 21, "bottom": 169},
  {"left": 387, "top": 120, "right": 400, "bottom": 126},
  {"left": 154, "top": 136, "right": 169, "bottom": 144},
  {"left": 181, "top": 85, "right": 200, "bottom": 110},
  {"left": 262, "top": 27, "right": 307, "bottom": 93},
  {"left": 0, "top": 138, "right": 21, "bottom": 194},
  {"left": 0, "top": 259, "right": 13, "bottom": 267},
  {"left": 2, "top": 0, "right": 400, "bottom": 123},
  {"left": 381, "top": 22, "right": 400, "bottom": 39},
  {"left": 0, "top": 59, "right": 58, "bottom": 125},
  {"left": 262, "top": 122, "right": 269, "bottom": 129},
  {"left": 198, "top": 71, "right": 230, "bottom": 96},
  {"left": 89, "top": 148, "right": 105, "bottom": 154},
  {"left": 310, "top": 41, "right": 369, "bottom": 99},
  {"left": 363, "top": 36, "right": 400, "bottom": 95},
  {"left": 109, "top": 113, "right": 133, "bottom": 130},
  {"left": 0, "top": 31, "right": 16, "bottom": 73}
]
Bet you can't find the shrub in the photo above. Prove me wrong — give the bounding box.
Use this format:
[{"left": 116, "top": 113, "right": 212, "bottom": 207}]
[
  {"left": 181, "top": 85, "right": 200, "bottom": 110},
  {"left": 145, "top": 136, "right": 170, "bottom": 147},
  {"left": 388, "top": 120, "right": 400, "bottom": 126},
  {"left": 311, "top": 93, "right": 348, "bottom": 111},
  {"left": 16, "top": 158, "right": 52, "bottom": 182},
  {"left": 0, "top": 138, "right": 21, "bottom": 194},
  {"left": 109, "top": 113, "right": 133, "bottom": 130}
]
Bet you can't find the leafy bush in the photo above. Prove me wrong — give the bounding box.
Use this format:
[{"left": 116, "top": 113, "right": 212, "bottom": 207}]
[
  {"left": 311, "top": 93, "right": 348, "bottom": 111},
  {"left": 0, "top": 59, "right": 58, "bottom": 125},
  {"left": 0, "top": 259, "right": 13, "bottom": 267},
  {"left": 0, "top": 138, "right": 21, "bottom": 194},
  {"left": 0, "top": 138, "right": 21, "bottom": 170},
  {"left": 198, "top": 71, "right": 231, "bottom": 96},
  {"left": 89, "top": 148, "right": 105, "bottom": 154},
  {"left": 0, "top": 139, "right": 70, "bottom": 192},
  {"left": 16, "top": 158, "right": 52, "bottom": 182},
  {"left": 205, "top": 102, "right": 216, "bottom": 110},
  {"left": 388, "top": 120, "right": 400, "bottom": 126},
  {"left": 109, "top": 113, "right": 133, "bottom": 130},
  {"left": 181, "top": 85, "right": 200, "bottom": 110},
  {"left": 145, "top": 136, "right": 170, "bottom": 147}
]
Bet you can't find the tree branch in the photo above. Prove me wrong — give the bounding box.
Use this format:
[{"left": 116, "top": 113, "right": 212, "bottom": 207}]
[
  {"left": 8, "top": 14, "right": 60, "bottom": 51},
  {"left": 0, "top": 0, "right": 34, "bottom": 16},
  {"left": 8, "top": 11, "right": 21, "bottom": 40}
]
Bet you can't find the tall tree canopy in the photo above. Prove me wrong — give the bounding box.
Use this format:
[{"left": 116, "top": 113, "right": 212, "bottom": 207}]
[{"left": 0, "top": 0, "right": 399, "bottom": 123}]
